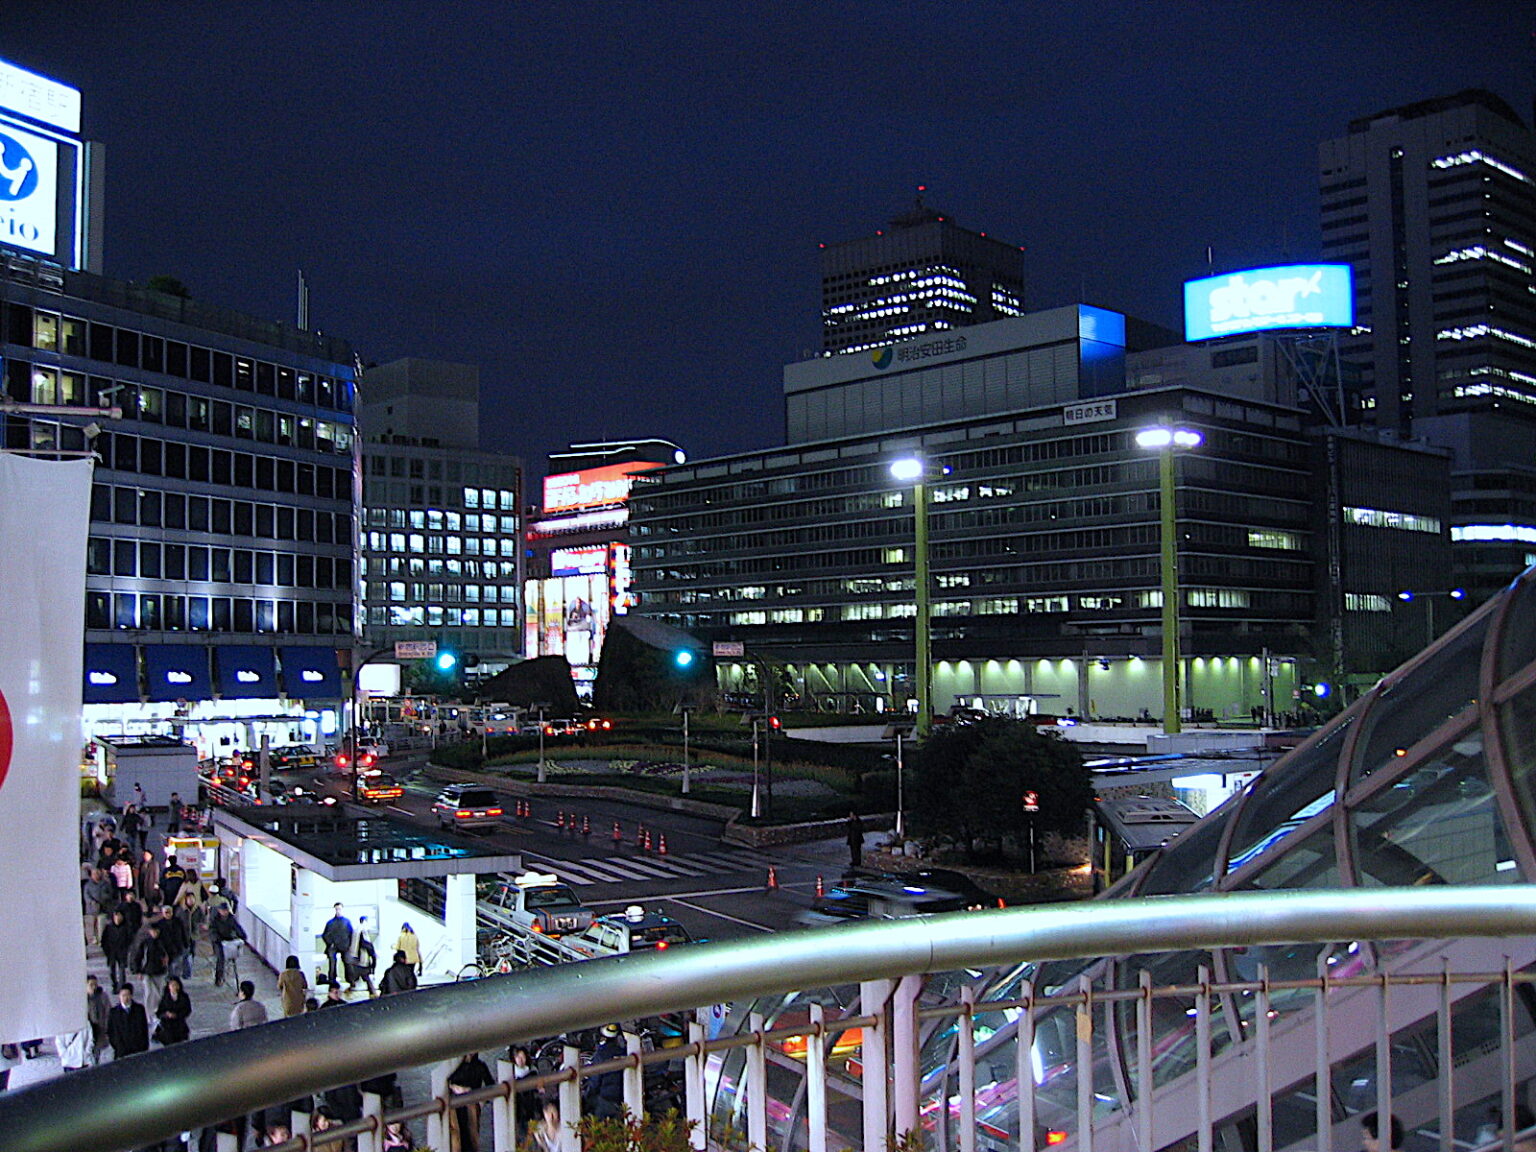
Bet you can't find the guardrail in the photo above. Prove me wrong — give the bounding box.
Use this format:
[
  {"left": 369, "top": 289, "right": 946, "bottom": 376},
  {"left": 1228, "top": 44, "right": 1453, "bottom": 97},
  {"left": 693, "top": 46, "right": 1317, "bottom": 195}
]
[{"left": 3, "top": 886, "right": 1535, "bottom": 1152}]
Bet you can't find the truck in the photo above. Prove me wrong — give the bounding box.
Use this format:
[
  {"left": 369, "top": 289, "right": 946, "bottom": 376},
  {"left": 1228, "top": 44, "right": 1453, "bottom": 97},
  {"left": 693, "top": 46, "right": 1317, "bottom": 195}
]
[
  {"left": 100, "top": 735, "right": 201, "bottom": 812},
  {"left": 478, "top": 876, "right": 689, "bottom": 969}
]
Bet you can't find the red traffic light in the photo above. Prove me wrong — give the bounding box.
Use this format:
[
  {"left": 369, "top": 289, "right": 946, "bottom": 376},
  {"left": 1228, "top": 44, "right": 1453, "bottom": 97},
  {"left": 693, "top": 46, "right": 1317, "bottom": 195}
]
[
  {"left": 767, "top": 716, "right": 781, "bottom": 730},
  {"left": 334, "top": 753, "right": 350, "bottom": 769}
]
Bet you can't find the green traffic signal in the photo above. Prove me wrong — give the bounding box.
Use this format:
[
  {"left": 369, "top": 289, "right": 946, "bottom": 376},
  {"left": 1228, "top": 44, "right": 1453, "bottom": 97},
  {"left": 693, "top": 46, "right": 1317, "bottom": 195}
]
[
  {"left": 674, "top": 650, "right": 695, "bottom": 669},
  {"left": 435, "top": 651, "right": 458, "bottom": 672}
]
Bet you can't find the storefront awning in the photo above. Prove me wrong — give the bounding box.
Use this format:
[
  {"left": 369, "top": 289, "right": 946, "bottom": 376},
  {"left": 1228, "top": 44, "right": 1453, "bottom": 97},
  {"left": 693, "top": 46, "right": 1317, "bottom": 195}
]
[
  {"left": 83, "top": 643, "right": 140, "bottom": 704},
  {"left": 142, "top": 645, "right": 213, "bottom": 703},
  {"left": 279, "top": 646, "right": 343, "bottom": 699},
  {"left": 213, "top": 645, "right": 277, "bottom": 700}
]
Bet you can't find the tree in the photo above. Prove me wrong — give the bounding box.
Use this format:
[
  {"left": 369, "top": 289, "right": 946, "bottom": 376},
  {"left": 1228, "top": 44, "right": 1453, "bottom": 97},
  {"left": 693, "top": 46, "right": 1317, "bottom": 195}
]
[{"left": 909, "top": 718, "right": 1092, "bottom": 859}]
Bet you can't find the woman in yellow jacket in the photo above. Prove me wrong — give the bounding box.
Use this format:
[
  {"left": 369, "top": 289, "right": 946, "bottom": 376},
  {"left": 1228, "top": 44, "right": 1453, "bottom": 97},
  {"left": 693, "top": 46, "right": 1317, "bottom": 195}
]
[{"left": 396, "top": 922, "right": 422, "bottom": 976}]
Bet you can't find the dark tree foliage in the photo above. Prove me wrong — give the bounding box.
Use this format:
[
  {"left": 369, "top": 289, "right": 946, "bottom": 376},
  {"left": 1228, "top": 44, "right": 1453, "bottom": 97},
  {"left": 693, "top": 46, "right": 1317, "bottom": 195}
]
[{"left": 909, "top": 718, "right": 1092, "bottom": 857}]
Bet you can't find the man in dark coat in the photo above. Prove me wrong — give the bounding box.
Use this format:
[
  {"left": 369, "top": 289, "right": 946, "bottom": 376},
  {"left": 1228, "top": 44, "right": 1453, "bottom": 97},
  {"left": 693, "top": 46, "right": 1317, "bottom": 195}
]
[
  {"left": 101, "top": 909, "right": 135, "bottom": 992},
  {"left": 321, "top": 903, "right": 353, "bottom": 984},
  {"left": 156, "top": 905, "right": 189, "bottom": 981},
  {"left": 159, "top": 857, "right": 189, "bottom": 908},
  {"left": 379, "top": 950, "right": 418, "bottom": 996},
  {"left": 208, "top": 905, "right": 246, "bottom": 986},
  {"left": 106, "top": 983, "right": 149, "bottom": 1059},
  {"left": 583, "top": 1024, "right": 626, "bottom": 1119}
]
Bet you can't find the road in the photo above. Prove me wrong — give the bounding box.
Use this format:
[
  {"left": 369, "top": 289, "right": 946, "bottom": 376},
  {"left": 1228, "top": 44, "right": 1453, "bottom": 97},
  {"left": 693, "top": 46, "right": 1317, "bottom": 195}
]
[{"left": 310, "top": 757, "right": 861, "bottom": 944}]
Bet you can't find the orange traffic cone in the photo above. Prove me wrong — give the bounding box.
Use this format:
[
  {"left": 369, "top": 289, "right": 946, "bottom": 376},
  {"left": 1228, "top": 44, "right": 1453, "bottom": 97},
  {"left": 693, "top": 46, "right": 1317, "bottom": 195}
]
[
  {"left": 815, "top": 875, "right": 824, "bottom": 898},
  {"left": 766, "top": 866, "right": 779, "bottom": 892},
  {"left": 612, "top": 820, "right": 623, "bottom": 845},
  {"left": 555, "top": 809, "right": 565, "bottom": 830},
  {"left": 636, "top": 823, "right": 646, "bottom": 847},
  {"left": 658, "top": 834, "right": 668, "bottom": 855},
  {"left": 643, "top": 830, "right": 653, "bottom": 852},
  {"left": 582, "top": 815, "right": 591, "bottom": 837}
]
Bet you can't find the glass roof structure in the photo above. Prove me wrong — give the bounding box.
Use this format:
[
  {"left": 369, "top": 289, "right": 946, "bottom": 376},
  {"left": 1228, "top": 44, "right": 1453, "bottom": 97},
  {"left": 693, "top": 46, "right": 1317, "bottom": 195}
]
[{"left": 712, "top": 565, "right": 1536, "bottom": 1151}]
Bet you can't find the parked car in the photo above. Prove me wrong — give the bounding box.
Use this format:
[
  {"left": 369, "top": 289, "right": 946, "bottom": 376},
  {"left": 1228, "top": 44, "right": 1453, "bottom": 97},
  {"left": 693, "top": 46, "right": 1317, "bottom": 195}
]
[
  {"left": 795, "top": 877, "right": 973, "bottom": 928},
  {"left": 563, "top": 906, "right": 692, "bottom": 958},
  {"left": 430, "top": 784, "right": 504, "bottom": 830}
]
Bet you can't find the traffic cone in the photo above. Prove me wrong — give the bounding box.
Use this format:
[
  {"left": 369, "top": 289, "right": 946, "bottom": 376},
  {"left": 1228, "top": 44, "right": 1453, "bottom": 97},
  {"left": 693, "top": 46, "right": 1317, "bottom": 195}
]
[
  {"left": 582, "top": 815, "right": 591, "bottom": 837},
  {"left": 658, "top": 834, "right": 668, "bottom": 856},
  {"left": 815, "top": 875, "right": 824, "bottom": 898},
  {"left": 766, "top": 866, "right": 779, "bottom": 892},
  {"left": 636, "top": 823, "right": 646, "bottom": 847},
  {"left": 643, "top": 830, "right": 653, "bottom": 852},
  {"left": 612, "top": 820, "right": 623, "bottom": 845},
  {"left": 555, "top": 809, "right": 563, "bottom": 830}
]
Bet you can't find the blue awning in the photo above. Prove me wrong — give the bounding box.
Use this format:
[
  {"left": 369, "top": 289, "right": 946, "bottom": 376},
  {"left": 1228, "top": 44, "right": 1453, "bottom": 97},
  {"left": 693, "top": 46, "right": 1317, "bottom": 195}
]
[
  {"left": 279, "top": 646, "right": 343, "bottom": 699},
  {"left": 142, "top": 645, "right": 213, "bottom": 703},
  {"left": 83, "top": 643, "right": 140, "bottom": 704},
  {"left": 213, "top": 645, "right": 278, "bottom": 700}
]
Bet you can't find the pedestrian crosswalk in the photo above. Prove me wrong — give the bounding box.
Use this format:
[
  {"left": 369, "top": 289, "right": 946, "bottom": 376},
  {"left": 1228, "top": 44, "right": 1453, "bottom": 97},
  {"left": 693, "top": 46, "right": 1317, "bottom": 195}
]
[{"left": 518, "top": 847, "right": 777, "bottom": 886}]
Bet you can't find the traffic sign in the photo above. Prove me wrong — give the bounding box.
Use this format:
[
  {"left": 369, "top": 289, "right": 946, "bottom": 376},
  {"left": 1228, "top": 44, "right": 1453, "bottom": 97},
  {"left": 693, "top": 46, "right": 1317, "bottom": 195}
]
[
  {"left": 712, "top": 641, "right": 745, "bottom": 658},
  {"left": 394, "top": 640, "right": 438, "bottom": 660},
  {"left": 1023, "top": 791, "right": 1040, "bottom": 813}
]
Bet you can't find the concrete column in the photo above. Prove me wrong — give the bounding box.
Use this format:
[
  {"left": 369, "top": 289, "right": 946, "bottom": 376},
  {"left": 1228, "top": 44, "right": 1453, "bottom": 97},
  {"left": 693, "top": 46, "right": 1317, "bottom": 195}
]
[{"left": 444, "top": 872, "right": 477, "bottom": 972}]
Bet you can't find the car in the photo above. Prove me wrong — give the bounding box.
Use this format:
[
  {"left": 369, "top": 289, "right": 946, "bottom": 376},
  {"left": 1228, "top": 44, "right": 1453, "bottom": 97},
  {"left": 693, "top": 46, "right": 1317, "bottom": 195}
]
[
  {"left": 876, "top": 868, "right": 1005, "bottom": 910},
  {"left": 563, "top": 906, "right": 692, "bottom": 959},
  {"left": 431, "top": 784, "right": 504, "bottom": 830},
  {"left": 795, "top": 877, "right": 973, "bottom": 928},
  {"left": 357, "top": 772, "right": 403, "bottom": 804}
]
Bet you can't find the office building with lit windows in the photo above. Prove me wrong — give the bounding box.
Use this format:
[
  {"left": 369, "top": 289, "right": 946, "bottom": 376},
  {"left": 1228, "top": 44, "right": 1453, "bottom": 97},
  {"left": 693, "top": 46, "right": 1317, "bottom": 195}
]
[
  {"left": 1320, "top": 91, "right": 1536, "bottom": 605},
  {"left": 820, "top": 196, "right": 1027, "bottom": 356},
  {"left": 357, "top": 357, "right": 523, "bottom": 672}
]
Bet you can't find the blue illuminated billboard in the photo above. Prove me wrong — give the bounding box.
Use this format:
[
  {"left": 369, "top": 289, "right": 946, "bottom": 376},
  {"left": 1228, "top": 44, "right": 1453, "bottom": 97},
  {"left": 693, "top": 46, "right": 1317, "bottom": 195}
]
[{"left": 1183, "top": 264, "right": 1353, "bottom": 341}]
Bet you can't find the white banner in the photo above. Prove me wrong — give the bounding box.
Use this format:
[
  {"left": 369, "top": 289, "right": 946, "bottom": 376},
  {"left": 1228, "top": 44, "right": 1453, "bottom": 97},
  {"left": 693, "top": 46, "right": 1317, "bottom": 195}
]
[{"left": 0, "top": 454, "right": 92, "bottom": 1043}]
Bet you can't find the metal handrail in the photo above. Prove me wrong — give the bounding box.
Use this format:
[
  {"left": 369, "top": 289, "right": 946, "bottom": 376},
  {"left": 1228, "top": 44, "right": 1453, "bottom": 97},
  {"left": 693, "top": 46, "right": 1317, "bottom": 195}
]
[{"left": 4, "top": 885, "right": 1536, "bottom": 1152}]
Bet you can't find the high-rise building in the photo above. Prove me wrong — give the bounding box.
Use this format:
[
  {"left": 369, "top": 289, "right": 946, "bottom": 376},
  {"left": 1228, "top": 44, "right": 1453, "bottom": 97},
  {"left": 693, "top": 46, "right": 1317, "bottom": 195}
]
[
  {"left": 357, "top": 357, "right": 523, "bottom": 671},
  {"left": 1318, "top": 90, "right": 1536, "bottom": 433},
  {"left": 820, "top": 195, "right": 1026, "bottom": 356}
]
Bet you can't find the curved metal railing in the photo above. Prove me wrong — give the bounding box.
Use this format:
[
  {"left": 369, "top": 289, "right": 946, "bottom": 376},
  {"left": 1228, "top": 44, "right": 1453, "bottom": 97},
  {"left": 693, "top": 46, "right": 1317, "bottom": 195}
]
[{"left": 3, "top": 885, "right": 1536, "bottom": 1152}]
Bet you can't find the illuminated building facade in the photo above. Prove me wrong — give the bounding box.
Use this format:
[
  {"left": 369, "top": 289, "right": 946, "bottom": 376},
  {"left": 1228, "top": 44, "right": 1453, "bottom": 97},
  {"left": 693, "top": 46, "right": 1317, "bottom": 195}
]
[
  {"left": 820, "top": 195, "right": 1027, "bottom": 356},
  {"left": 357, "top": 358, "right": 523, "bottom": 670},
  {"left": 524, "top": 439, "right": 682, "bottom": 698}
]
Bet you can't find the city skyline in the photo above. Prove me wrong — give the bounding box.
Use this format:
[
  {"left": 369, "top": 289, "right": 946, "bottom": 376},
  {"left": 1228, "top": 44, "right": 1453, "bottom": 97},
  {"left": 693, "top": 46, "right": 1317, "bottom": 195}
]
[{"left": 0, "top": 1, "right": 1529, "bottom": 470}]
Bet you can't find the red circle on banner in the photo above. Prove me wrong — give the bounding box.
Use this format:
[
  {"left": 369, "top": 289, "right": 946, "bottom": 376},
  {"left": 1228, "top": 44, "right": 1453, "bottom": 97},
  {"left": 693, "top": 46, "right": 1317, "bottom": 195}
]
[{"left": 0, "top": 686, "right": 11, "bottom": 792}]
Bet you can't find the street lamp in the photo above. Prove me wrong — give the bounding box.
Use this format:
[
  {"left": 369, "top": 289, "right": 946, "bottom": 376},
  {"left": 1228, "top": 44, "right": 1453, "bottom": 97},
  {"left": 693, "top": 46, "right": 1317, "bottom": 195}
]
[
  {"left": 890, "top": 457, "right": 936, "bottom": 736},
  {"left": 1396, "top": 588, "right": 1465, "bottom": 650},
  {"left": 1135, "top": 426, "right": 1203, "bottom": 735}
]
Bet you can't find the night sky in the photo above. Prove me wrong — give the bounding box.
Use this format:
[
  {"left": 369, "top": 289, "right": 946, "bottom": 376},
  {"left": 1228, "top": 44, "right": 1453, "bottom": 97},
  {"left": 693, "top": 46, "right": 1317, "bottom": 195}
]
[{"left": 1, "top": 3, "right": 1530, "bottom": 476}]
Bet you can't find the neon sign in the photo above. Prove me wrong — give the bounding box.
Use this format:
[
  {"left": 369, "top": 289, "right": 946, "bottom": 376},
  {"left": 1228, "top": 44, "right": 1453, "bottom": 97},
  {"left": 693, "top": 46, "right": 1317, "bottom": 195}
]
[{"left": 1184, "top": 264, "right": 1353, "bottom": 341}]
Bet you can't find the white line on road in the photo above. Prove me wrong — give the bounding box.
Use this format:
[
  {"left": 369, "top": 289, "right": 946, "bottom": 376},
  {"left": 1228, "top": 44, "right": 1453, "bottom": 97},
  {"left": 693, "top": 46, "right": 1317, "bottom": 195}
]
[{"left": 666, "top": 897, "right": 776, "bottom": 933}]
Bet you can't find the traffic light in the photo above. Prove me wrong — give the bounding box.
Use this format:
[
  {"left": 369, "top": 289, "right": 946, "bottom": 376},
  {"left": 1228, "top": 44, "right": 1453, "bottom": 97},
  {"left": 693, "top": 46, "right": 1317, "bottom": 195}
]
[
  {"left": 435, "top": 650, "right": 458, "bottom": 672},
  {"left": 674, "top": 649, "right": 695, "bottom": 669},
  {"left": 767, "top": 715, "right": 781, "bottom": 730}
]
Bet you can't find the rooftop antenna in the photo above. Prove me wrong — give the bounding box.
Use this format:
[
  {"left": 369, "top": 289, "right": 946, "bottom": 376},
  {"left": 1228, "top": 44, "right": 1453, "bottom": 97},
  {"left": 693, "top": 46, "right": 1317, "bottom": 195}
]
[
  {"left": 1206, "top": 245, "right": 1214, "bottom": 274},
  {"left": 297, "top": 269, "right": 310, "bottom": 330}
]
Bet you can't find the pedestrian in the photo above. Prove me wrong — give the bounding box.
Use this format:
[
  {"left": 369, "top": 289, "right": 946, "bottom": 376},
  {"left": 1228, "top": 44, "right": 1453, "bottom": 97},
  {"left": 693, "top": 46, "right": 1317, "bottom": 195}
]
[
  {"left": 132, "top": 922, "right": 171, "bottom": 1008},
  {"left": 209, "top": 905, "right": 246, "bottom": 987},
  {"left": 159, "top": 855, "right": 188, "bottom": 908},
  {"left": 119, "top": 804, "right": 143, "bottom": 856},
  {"left": 107, "top": 982, "right": 150, "bottom": 1059},
  {"left": 167, "top": 791, "right": 183, "bottom": 835},
  {"left": 135, "top": 847, "right": 161, "bottom": 905},
  {"left": 447, "top": 1051, "right": 494, "bottom": 1152},
  {"left": 229, "top": 979, "right": 268, "bottom": 1030},
  {"left": 101, "top": 909, "right": 134, "bottom": 991},
  {"left": 277, "top": 955, "right": 308, "bottom": 1018},
  {"left": 153, "top": 975, "right": 192, "bottom": 1046},
  {"left": 1360, "top": 1111, "right": 1404, "bottom": 1152},
  {"left": 117, "top": 890, "right": 144, "bottom": 938},
  {"left": 379, "top": 950, "right": 418, "bottom": 996},
  {"left": 156, "top": 904, "right": 190, "bottom": 982},
  {"left": 109, "top": 852, "right": 134, "bottom": 896},
  {"left": 582, "top": 1024, "right": 625, "bottom": 1120},
  {"left": 174, "top": 879, "right": 204, "bottom": 970},
  {"left": 83, "top": 866, "right": 116, "bottom": 945},
  {"left": 318, "top": 979, "right": 347, "bottom": 1008},
  {"left": 397, "top": 921, "right": 422, "bottom": 976},
  {"left": 321, "top": 903, "right": 353, "bottom": 984},
  {"left": 345, "top": 915, "right": 378, "bottom": 996},
  {"left": 845, "top": 810, "right": 864, "bottom": 868},
  {"left": 85, "top": 973, "right": 111, "bottom": 1065},
  {"left": 531, "top": 1100, "right": 562, "bottom": 1152}
]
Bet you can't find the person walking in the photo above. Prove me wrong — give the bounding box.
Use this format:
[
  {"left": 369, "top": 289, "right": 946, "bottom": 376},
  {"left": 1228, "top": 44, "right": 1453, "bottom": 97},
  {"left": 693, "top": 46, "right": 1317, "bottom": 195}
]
[
  {"left": 109, "top": 852, "right": 134, "bottom": 897},
  {"left": 156, "top": 905, "right": 190, "bottom": 983},
  {"left": 845, "top": 810, "right": 864, "bottom": 868},
  {"left": 229, "top": 980, "right": 268, "bottom": 1030},
  {"left": 396, "top": 922, "right": 422, "bottom": 976},
  {"left": 119, "top": 805, "right": 143, "bottom": 857},
  {"left": 447, "top": 1051, "right": 494, "bottom": 1152},
  {"left": 153, "top": 975, "right": 192, "bottom": 1046},
  {"left": 101, "top": 909, "right": 134, "bottom": 992},
  {"left": 106, "top": 983, "right": 150, "bottom": 1060},
  {"left": 583, "top": 1025, "right": 626, "bottom": 1120},
  {"left": 379, "top": 950, "right": 418, "bottom": 996},
  {"left": 134, "top": 848, "right": 161, "bottom": 906},
  {"left": 209, "top": 905, "right": 246, "bottom": 987},
  {"left": 83, "top": 866, "right": 116, "bottom": 945},
  {"left": 321, "top": 903, "right": 353, "bottom": 984},
  {"left": 132, "top": 921, "right": 171, "bottom": 1009},
  {"left": 345, "top": 915, "right": 378, "bottom": 996},
  {"left": 277, "top": 955, "right": 308, "bottom": 1018},
  {"left": 167, "top": 791, "right": 183, "bottom": 835},
  {"left": 159, "top": 855, "right": 189, "bottom": 909},
  {"left": 85, "top": 974, "right": 111, "bottom": 1065}
]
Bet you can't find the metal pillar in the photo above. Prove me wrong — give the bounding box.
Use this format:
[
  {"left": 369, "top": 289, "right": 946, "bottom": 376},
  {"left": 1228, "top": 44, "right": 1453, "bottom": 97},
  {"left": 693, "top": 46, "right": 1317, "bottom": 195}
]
[
  {"left": 1158, "top": 444, "right": 1182, "bottom": 735},
  {"left": 913, "top": 476, "right": 932, "bottom": 736}
]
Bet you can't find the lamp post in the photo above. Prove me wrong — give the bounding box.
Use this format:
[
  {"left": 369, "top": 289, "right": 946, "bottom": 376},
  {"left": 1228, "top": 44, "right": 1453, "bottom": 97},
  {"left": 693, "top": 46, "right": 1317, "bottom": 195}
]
[
  {"left": 347, "top": 646, "right": 395, "bottom": 800},
  {"left": 1134, "top": 426, "right": 1202, "bottom": 735},
  {"left": 890, "top": 457, "right": 935, "bottom": 737},
  {"left": 1396, "top": 588, "right": 1465, "bottom": 650},
  {"left": 530, "top": 702, "right": 551, "bottom": 783}
]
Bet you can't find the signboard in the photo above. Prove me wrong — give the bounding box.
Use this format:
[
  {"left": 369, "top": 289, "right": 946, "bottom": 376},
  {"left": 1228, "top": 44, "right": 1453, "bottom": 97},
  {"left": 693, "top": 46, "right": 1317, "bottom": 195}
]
[
  {"left": 1063, "top": 399, "right": 1117, "bottom": 426},
  {"left": 394, "top": 640, "right": 438, "bottom": 660},
  {"left": 712, "top": 641, "right": 745, "bottom": 658},
  {"left": 1183, "top": 264, "right": 1353, "bottom": 341},
  {"left": 542, "top": 461, "right": 665, "bottom": 516},
  {"left": 0, "top": 119, "right": 57, "bottom": 258},
  {"left": 1022, "top": 791, "right": 1040, "bottom": 813},
  {"left": 0, "top": 57, "right": 80, "bottom": 134},
  {"left": 551, "top": 545, "right": 609, "bottom": 577}
]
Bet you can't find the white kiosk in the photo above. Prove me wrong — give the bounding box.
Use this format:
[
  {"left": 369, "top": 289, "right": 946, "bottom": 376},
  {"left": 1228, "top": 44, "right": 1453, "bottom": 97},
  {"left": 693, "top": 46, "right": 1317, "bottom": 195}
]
[{"left": 211, "top": 805, "right": 519, "bottom": 984}]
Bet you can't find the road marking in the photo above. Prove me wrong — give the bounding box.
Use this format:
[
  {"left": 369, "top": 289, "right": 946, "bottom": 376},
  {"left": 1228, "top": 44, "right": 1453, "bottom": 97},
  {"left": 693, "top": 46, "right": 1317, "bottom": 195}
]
[{"left": 665, "top": 897, "right": 776, "bottom": 932}]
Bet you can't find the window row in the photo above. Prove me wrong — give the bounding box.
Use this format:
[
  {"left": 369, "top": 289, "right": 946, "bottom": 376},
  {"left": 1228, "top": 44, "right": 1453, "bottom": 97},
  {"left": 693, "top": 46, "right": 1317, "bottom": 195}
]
[
  {"left": 87, "top": 537, "right": 352, "bottom": 589},
  {"left": 90, "top": 429, "right": 351, "bottom": 497},
  {"left": 87, "top": 592, "right": 353, "bottom": 635},
  {"left": 362, "top": 507, "right": 518, "bottom": 533},
  {"left": 92, "top": 484, "right": 353, "bottom": 546},
  {"left": 9, "top": 304, "right": 353, "bottom": 411},
  {"left": 362, "top": 558, "right": 517, "bottom": 579},
  {"left": 364, "top": 581, "right": 518, "bottom": 604},
  {"left": 365, "top": 606, "right": 520, "bottom": 628},
  {"left": 363, "top": 530, "right": 517, "bottom": 557}
]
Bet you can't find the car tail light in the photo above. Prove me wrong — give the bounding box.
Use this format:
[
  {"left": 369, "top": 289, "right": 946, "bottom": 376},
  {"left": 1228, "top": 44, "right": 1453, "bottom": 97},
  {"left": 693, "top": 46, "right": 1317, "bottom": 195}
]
[
  {"left": 455, "top": 810, "right": 471, "bottom": 818},
  {"left": 531, "top": 922, "right": 544, "bottom": 934},
  {"left": 656, "top": 941, "right": 668, "bottom": 950},
  {"left": 996, "top": 898, "right": 1006, "bottom": 908},
  {"left": 1046, "top": 1132, "right": 1068, "bottom": 1146},
  {"left": 486, "top": 808, "right": 502, "bottom": 816}
]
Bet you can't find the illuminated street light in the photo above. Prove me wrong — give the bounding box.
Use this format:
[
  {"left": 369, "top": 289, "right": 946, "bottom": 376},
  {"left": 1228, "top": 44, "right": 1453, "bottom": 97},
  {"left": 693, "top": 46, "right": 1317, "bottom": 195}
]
[
  {"left": 1136, "top": 426, "right": 1203, "bottom": 735},
  {"left": 890, "top": 456, "right": 936, "bottom": 736},
  {"left": 1397, "top": 588, "right": 1466, "bottom": 649}
]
